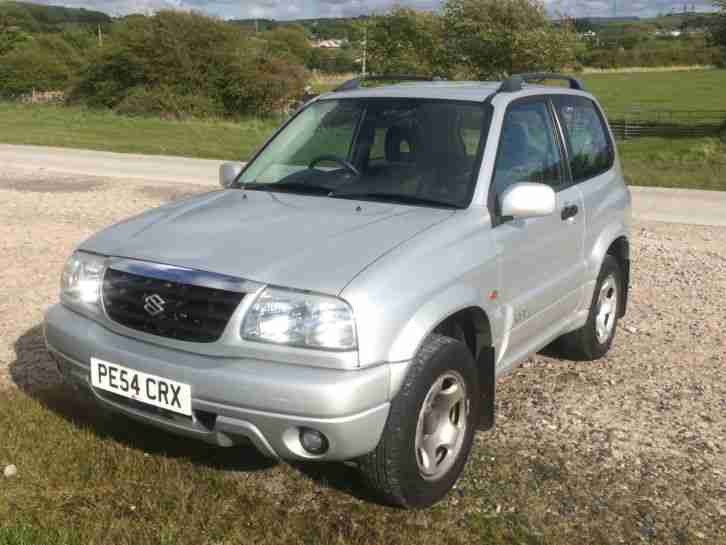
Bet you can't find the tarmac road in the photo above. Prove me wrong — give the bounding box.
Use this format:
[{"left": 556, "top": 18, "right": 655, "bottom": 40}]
[{"left": 2, "top": 143, "right": 725, "bottom": 227}]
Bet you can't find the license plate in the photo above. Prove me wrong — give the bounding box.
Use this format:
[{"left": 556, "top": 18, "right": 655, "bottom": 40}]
[{"left": 90, "top": 358, "right": 192, "bottom": 416}]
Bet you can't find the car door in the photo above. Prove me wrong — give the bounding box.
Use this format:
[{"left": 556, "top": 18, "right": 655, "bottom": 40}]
[
  {"left": 551, "top": 94, "right": 619, "bottom": 284},
  {"left": 489, "top": 97, "right": 586, "bottom": 369}
]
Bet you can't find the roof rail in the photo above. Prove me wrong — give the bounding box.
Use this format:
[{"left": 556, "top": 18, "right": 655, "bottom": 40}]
[
  {"left": 499, "top": 73, "right": 586, "bottom": 93},
  {"left": 334, "top": 75, "right": 443, "bottom": 93}
]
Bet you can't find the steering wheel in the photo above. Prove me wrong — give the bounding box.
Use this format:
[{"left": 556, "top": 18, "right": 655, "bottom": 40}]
[{"left": 308, "top": 155, "right": 360, "bottom": 177}]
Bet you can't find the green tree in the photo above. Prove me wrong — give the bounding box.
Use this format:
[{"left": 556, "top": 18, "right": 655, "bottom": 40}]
[
  {"left": 365, "top": 1, "right": 576, "bottom": 79},
  {"left": 0, "top": 5, "right": 35, "bottom": 55},
  {"left": 0, "top": 41, "right": 67, "bottom": 95},
  {"left": 262, "top": 24, "right": 311, "bottom": 64},
  {"left": 365, "top": 8, "right": 446, "bottom": 75},
  {"left": 442, "top": 0, "right": 577, "bottom": 79},
  {"left": 73, "top": 12, "right": 243, "bottom": 108},
  {"left": 221, "top": 53, "right": 308, "bottom": 116},
  {"left": 0, "top": 3, "right": 41, "bottom": 33},
  {"left": 307, "top": 47, "right": 356, "bottom": 73},
  {"left": 71, "top": 11, "right": 307, "bottom": 117},
  {"left": 0, "top": 25, "right": 32, "bottom": 55},
  {"left": 0, "top": 33, "right": 88, "bottom": 95}
]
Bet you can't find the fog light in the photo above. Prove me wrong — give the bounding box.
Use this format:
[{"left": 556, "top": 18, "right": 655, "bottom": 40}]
[{"left": 299, "top": 428, "right": 329, "bottom": 455}]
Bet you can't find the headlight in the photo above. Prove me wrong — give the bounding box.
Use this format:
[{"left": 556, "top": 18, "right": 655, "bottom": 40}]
[
  {"left": 242, "top": 287, "right": 357, "bottom": 351},
  {"left": 61, "top": 251, "right": 106, "bottom": 305}
]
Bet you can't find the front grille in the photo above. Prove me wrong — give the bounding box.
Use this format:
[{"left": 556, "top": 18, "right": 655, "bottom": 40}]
[{"left": 102, "top": 268, "right": 245, "bottom": 343}]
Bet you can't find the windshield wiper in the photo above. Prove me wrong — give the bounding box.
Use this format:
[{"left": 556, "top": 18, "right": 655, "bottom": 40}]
[
  {"left": 331, "top": 191, "right": 461, "bottom": 209},
  {"left": 245, "top": 181, "right": 335, "bottom": 195}
]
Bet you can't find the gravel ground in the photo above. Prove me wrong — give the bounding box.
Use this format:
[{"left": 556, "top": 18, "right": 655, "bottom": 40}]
[{"left": 1, "top": 167, "right": 724, "bottom": 543}]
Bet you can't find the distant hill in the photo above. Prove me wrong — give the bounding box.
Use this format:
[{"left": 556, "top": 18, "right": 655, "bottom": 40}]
[
  {"left": 579, "top": 16, "right": 641, "bottom": 23},
  {"left": 575, "top": 12, "right": 718, "bottom": 34},
  {"left": 648, "top": 12, "right": 718, "bottom": 30},
  {"left": 231, "top": 16, "right": 368, "bottom": 40},
  {"left": 231, "top": 12, "right": 719, "bottom": 39},
  {"left": 0, "top": 1, "right": 111, "bottom": 32}
]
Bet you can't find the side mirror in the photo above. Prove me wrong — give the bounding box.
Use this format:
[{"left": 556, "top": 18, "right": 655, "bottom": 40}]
[
  {"left": 219, "top": 162, "right": 243, "bottom": 189},
  {"left": 500, "top": 182, "right": 556, "bottom": 219}
]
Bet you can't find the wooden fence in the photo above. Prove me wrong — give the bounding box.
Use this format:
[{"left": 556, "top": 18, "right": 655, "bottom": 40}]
[{"left": 608, "top": 107, "right": 726, "bottom": 140}]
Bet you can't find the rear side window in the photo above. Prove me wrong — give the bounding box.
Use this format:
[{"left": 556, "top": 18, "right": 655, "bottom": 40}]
[{"left": 553, "top": 96, "right": 614, "bottom": 182}]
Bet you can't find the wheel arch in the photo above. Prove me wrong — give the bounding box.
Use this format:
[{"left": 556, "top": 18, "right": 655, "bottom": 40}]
[
  {"left": 587, "top": 224, "right": 630, "bottom": 316},
  {"left": 386, "top": 287, "right": 498, "bottom": 431}
]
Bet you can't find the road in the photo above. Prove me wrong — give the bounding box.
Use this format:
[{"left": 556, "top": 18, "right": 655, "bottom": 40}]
[
  {"left": 2, "top": 143, "right": 725, "bottom": 226},
  {"left": 0, "top": 144, "right": 220, "bottom": 186}
]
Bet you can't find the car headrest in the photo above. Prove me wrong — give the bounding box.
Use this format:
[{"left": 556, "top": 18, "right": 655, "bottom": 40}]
[{"left": 385, "top": 126, "right": 418, "bottom": 163}]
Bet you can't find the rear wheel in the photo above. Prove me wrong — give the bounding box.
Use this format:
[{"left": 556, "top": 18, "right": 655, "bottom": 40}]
[
  {"left": 359, "top": 334, "right": 480, "bottom": 508},
  {"left": 556, "top": 255, "right": 622, "bottom": 361}
]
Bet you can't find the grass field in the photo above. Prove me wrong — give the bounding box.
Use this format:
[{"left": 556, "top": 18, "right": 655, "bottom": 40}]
[
  {"left": 582, "top": 69, "right": 726, "bottom": 113},
  {"left": 0, "top": 69, "right": 724, "bottom": 190},
  {"left": 0, "top": 388, "right": 539, "bottom": 545},
  {"left": 0, "top": 103, "right": 280, "bottom": 160},
  {"left": 307, "top": 68, "right": 726, "bottom": 113},
  {"left": 620, "top": 136, "right": 726, "bottom": 191}
]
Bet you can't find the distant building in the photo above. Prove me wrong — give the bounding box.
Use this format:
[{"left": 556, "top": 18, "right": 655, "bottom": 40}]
[
  {"left": 654, "top": 29, "right": 683, "bottom": 38},
  {"left": 313, "top": 39, "right": 344, "bottom": 49}
]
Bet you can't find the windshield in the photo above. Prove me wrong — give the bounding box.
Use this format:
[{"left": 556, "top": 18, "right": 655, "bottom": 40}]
[{"left": 238, "top": 98, "right": 490, "bottom": 208}]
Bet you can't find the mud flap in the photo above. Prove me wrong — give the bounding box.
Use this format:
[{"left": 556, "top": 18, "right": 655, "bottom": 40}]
[
  {"left": 619, "top": 258, "right": 630, "bottom": 318},
  {"left": 477, "top": 346, "right": 496, "bottom": 431}
]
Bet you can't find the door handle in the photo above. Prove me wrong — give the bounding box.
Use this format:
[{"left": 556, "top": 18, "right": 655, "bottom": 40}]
[{"left": 561, "top": 204, "right": 579, "bottom": 221}]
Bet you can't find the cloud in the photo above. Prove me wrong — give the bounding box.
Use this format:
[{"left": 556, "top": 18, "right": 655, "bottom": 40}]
[
  {"left": 236, "top": 0, "right": 443, "bottom": 19},
  {"left": 29, "top": 0, "right": 188, "bottom": 16},
  {"left": 551, "top": 0, "right": 715, "bottom": 17},
  {"left": 27, "top": 0, "right": 720, "bottom": 19}
]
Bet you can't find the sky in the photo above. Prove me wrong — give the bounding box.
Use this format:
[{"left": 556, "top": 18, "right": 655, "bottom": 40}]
[{"left": 27, "top": 0, "right": 720, "bottom": 20}]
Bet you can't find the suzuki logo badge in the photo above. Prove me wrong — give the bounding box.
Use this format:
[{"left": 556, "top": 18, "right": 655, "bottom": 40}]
[{"left": 143, "top": 294, "right": 166, "bottom": 317}]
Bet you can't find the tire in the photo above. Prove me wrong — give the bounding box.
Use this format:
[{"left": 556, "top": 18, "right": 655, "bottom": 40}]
[
  {"left": 359, "top": 334, "right": 480, "bottom": 508},
  {"left": 556, "top": 254, "right": 622, "bottom": 361}
]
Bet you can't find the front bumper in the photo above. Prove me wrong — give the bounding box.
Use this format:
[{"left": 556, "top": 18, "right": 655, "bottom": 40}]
[{"left": 44, "top": 304, "right": 392, "bottom": 461}]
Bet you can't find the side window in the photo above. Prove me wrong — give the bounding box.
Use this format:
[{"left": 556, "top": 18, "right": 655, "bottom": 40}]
[
  {"left": 492, "top": 100, "right": 565, "bottom": 200},
  {"left": 554, "top": 96, "right": 614, "bottom": 182}
]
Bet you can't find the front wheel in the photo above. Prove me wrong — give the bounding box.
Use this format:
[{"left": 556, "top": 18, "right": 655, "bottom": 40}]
[{"left": 359, "top": 334, "right": 480, "bottom": 508}]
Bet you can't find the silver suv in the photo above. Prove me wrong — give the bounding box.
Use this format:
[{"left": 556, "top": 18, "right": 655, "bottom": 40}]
[{"left": 45, "top": 73, "right": 631, "bottom": 508}]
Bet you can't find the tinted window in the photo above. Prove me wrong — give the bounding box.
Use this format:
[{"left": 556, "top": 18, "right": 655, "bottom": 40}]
[
  {"left": 492, "top": 100, "right": 564, "bottom": 199},
  {"left": 554, "top": 96, "right": 613, "bottom": 182}
]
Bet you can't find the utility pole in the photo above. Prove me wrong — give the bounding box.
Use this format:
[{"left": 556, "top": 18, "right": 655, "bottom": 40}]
[{"left": 362, "top": 24, "right": 368, "bottom": 77}]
